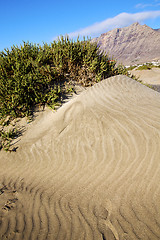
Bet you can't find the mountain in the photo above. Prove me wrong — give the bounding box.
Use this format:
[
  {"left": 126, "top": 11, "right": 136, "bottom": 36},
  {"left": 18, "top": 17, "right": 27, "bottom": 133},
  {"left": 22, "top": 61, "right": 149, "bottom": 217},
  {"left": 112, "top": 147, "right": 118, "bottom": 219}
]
[
  {"left": 154, "top": 28, "right": 160, "bottom": 32},
  {"left": 92, "top": 22, "right": 160, "bottom": 65}
]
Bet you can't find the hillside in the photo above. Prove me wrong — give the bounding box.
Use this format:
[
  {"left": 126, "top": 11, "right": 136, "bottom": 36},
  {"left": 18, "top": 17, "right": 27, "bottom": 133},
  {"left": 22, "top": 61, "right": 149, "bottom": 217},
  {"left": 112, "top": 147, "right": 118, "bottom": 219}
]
[{"left": 92, "top": 22, "right": 160, "bottom": 65}]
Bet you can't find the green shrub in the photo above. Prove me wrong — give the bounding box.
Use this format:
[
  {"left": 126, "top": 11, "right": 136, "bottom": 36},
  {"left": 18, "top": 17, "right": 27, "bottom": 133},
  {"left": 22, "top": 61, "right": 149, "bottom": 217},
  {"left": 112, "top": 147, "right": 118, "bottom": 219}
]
[
  {"left": 0, "top": 42, "right": 61, "bottom": 118},
  {"left": 0, "top": 37, "right": 130, "bottom": 122}
]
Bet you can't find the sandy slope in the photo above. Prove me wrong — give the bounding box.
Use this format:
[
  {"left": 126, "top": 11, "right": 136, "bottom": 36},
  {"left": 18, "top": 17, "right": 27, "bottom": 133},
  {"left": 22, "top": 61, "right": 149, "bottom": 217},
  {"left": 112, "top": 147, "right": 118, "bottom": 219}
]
[
  {"left": 0, "top": 75, "right": 160, "bottom": 240},
  {"left": 129, "top": 67, "right": 160, "bottom": 92},
  {"left": 130, "top": 67, "right": 160, "bottom": 85}
]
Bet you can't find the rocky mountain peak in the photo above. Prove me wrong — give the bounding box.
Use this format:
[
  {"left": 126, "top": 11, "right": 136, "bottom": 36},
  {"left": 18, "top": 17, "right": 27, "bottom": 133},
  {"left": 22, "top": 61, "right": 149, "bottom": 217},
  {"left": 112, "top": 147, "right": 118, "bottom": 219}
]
[{"left": 92, "top": 22, "right": 160, "bottom": 65}]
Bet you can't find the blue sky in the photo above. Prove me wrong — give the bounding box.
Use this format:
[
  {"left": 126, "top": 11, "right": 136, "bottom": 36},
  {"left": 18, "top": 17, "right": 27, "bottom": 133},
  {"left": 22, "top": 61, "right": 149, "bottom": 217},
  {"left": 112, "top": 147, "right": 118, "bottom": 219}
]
[{"left": 0, "top": 0, "right": 160, "bottom": 51}]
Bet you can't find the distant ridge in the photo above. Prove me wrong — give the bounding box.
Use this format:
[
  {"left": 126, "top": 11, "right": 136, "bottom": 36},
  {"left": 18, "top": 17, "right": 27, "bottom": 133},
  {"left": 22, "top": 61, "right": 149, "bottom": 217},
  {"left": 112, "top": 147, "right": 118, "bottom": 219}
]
[
  {"left": 155, "top": 28, "right": 160, "bottom": 33},
  {"left": 92, "top": 22, "right": 160, "bottom": 65}
]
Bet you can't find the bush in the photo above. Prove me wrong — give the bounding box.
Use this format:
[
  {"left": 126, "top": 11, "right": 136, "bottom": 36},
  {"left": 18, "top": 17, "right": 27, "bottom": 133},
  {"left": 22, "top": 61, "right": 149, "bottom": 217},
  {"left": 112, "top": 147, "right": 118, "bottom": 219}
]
[
  {"left": 0, "top": 41, "right": 65, "bottom": 119},
  {"left": 0, "top": 37, "right": 129, "bottom": 121}
]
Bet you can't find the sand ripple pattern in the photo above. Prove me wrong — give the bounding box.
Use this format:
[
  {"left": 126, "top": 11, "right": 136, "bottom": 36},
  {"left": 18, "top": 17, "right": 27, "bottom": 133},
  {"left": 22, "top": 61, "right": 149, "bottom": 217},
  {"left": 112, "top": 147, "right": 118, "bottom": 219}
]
[{"left": 0, "top": 75, "right": 160, "bottom": 239}]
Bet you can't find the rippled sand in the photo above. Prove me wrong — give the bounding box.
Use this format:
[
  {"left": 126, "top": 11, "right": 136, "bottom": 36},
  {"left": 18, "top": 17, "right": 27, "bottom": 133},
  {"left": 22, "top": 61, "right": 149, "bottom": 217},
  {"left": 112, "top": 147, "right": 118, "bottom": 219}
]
[{"left": 0, "top": 75, "right": 160, "bottom": 240}]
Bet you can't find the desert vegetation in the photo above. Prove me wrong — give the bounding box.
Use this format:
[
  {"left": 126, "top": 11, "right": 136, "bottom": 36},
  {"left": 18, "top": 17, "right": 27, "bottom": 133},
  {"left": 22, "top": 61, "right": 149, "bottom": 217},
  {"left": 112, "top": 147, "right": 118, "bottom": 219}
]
[
  {"left": 0, "top": 37, "right": 131, "bottom": 150},
  {"left": 127, "top": 62, "right": 160, "bottom": 71},
  {"left": 136, "top": 63, "right": 160, "bottom": 70},
  {"left": 136, "top": 63, "right": 154, "bottom": 70},
  {"left": 0, "top": 128, "right": 18, "bottom": 151}
]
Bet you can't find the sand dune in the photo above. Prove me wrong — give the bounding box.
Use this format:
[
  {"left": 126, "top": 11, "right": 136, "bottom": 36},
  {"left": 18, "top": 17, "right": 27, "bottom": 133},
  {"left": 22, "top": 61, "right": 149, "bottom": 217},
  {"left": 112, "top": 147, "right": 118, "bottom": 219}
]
[
  {"left": 129, "top": 67, "right": 160, "bottom": 92},
  {"left": 130, "top": 67, "right": 160, "bottom": 85},
  {"left": 0, "top": 75, "right": 160, "bottom": 240}
]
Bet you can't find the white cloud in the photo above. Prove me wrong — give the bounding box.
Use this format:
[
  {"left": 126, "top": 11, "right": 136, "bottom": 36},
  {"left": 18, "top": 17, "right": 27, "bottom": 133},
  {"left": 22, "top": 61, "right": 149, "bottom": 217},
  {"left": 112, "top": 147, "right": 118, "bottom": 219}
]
[
  {"left": 68, "top": 11, "right": 160, "bottom": 38},
  {"left": 135, "top": 3, "right": 154, "bottom": 8},
  {"left": 135, "top": 2, "right": 160, "bottom": 8}
]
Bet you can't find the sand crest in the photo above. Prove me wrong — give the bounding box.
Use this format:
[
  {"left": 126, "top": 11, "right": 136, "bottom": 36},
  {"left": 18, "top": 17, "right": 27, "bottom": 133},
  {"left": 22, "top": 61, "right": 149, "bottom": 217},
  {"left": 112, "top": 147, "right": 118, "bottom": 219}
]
[{"left": 0, "top": 75, "right": 160, "bottom": 240}]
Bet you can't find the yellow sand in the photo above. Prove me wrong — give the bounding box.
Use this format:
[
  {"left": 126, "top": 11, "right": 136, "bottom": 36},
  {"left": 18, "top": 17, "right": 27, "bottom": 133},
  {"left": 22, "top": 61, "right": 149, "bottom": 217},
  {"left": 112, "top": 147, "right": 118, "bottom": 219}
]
[{"left": 0, "top": 75, "right": 160, "bottom": 240}]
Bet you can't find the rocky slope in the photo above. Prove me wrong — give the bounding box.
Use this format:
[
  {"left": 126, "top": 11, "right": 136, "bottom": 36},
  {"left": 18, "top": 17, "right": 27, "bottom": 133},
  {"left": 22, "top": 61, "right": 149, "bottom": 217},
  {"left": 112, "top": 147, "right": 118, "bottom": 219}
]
[{"left": 92, "top": 22, "right": 160, "bottom": 65}]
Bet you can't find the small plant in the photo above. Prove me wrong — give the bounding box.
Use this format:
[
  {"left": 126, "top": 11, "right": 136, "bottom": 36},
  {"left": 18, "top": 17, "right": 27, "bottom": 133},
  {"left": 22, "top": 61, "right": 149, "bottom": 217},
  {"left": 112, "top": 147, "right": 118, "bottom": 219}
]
[{"left": 0, "top": 128, "right": 18, "bottom": 151}]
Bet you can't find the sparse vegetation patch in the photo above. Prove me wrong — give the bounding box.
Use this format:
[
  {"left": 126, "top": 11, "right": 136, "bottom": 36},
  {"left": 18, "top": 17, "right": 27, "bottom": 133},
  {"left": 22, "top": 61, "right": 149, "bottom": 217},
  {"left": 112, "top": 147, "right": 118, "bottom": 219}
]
[
  {"left": 136, "top": 63, "right": 153, "bottom": 70},
  {"left": 0, "top": 128, "right": 18, "bottom": 151}
]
